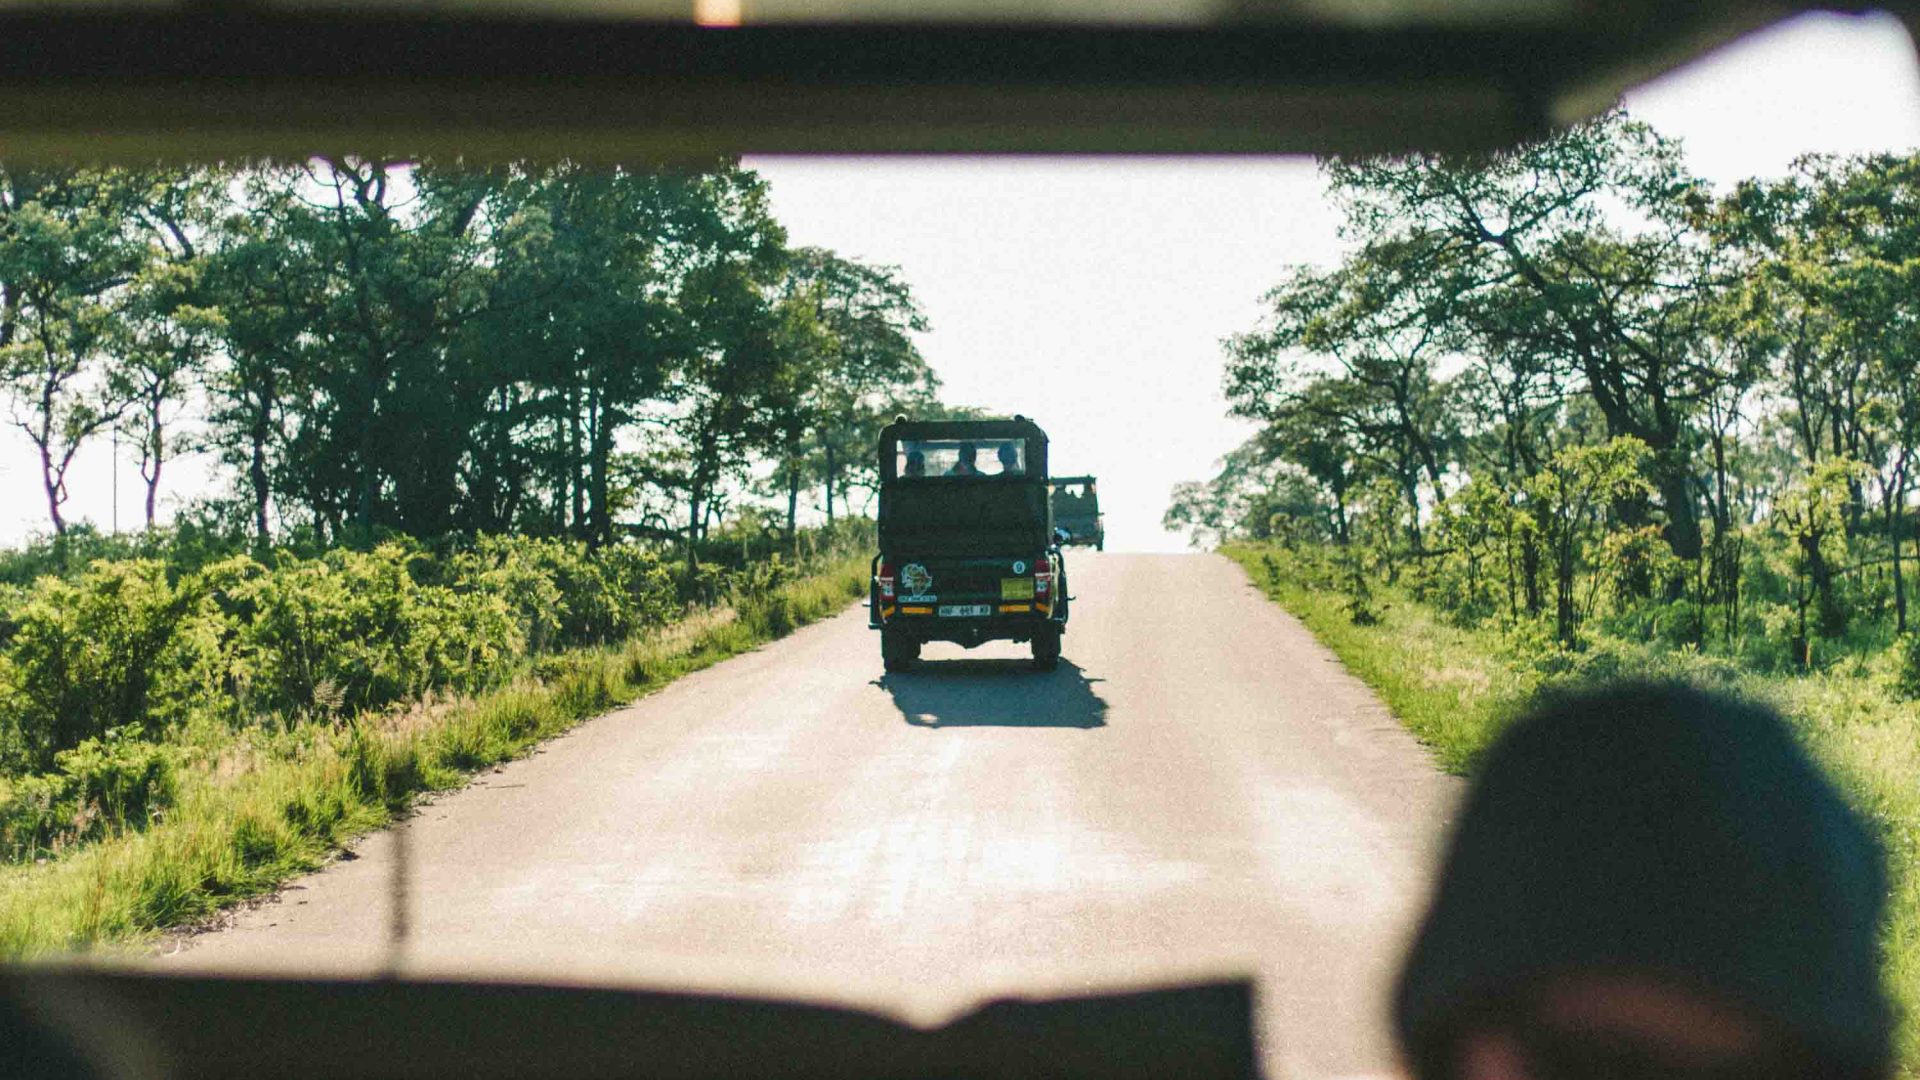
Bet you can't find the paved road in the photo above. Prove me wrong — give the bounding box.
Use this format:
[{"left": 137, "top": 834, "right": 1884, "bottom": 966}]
[{"left": 163, "top": 554, "right": 1459, "bottom": 1079}]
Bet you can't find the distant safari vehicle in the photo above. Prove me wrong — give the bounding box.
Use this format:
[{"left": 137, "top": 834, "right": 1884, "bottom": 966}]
[
  {"left": 870, "top": 416, "right": 1071, "bottom": 672},
  {"left": 1049, "top": 476, "right": 1103, "bottom": 550}
]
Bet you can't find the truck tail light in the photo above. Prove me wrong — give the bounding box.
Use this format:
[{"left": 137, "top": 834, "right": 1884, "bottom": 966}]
[
  {"left": 878, "top": 561, "right": 897, "bottom": 601},
  {"left": 1034, "top": 567, "right": 1052, "bottom": 598}
]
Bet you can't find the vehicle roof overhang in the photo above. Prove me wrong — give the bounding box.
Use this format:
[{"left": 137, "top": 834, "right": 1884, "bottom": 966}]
[{"left": 0, "top": 2, "right": 1914, "bottom": 161}]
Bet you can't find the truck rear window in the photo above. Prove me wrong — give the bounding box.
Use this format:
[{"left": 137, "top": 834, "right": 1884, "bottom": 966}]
[{"left": 898, "top": 438, "right": 1027, "bottom": 479}]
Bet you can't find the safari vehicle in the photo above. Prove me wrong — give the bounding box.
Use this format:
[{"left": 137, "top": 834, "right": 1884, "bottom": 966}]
[
  {"left": 870, "top": 416, "right": 1069, "bottom": 672},
  {"left": 1050, "top": 476, "right": 1104, "bottom": 551}
]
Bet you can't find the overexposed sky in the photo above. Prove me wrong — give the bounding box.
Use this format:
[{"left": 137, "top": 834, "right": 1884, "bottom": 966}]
[{"left": 4, "top": 10, "right": 1918, "bottom": 550}]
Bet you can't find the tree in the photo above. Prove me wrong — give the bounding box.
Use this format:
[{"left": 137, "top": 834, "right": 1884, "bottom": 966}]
[
  {"left": 0, "top": 168, "right": 155, "bottom": 536},
  {"left": 1327, "top": 112, "right": 1735, "bottom": 571},
  {"left": 1524, "top": 437, "right": 1651, "bottom": 643},
  {"left": 769, "top": 248, "right": 936, "bottom": 537},
  {"left": 115, "top": 171, "right": 227, "bottom": 529},
  {"left": 1771, "top": 458, "right": 1865, "bottom": 663},
  {"left": 627, "top": 169, "right": 791, "bottom": 568},
  {"left": 1225, "top": 250, "right": 1458, "bottom": 550}
]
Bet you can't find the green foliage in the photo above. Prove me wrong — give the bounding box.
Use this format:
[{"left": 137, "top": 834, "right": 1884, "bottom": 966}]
[
  {"left": 0, "top": 727, "right": 179, "bottom": 861},
  {"left": 0, "top": 521, "right": 871, "bottom": 843},
  {"left": 1182, "top": 121, "right": 1920, "bottom": 693},
  {"left": 0, "top": 559, "right": 224, "bottom": 771},
  {"left": 3, "top": 161, "right": 935, "bottom": 561}
]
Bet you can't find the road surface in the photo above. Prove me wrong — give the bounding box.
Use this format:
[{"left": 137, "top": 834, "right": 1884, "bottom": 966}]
[{"left": 163, "top": 553, "right": 1460, "bottom": 1079}]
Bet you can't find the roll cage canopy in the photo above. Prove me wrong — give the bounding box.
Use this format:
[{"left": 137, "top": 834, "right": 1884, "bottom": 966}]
[{"left": 880, "top": 418, "right": 1050, "bottom": 485}]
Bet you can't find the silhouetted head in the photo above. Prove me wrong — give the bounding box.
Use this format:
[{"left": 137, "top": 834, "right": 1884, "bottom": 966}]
[{"left": 1396, "top": 680, "right": 1890, "bottom": 1080}]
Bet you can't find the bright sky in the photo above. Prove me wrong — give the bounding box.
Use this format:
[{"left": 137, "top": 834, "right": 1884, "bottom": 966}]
[{"left": 4, "top": 11, "right": 1918, "bottom": 550}]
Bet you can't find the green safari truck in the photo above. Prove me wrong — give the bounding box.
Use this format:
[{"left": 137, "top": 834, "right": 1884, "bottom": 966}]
[
  {"left": 869, "top": 416, "right": 1070, "bottom": 672},
  {"left": 1049, "top": 476, "right": 1103, "bottom": 550}
]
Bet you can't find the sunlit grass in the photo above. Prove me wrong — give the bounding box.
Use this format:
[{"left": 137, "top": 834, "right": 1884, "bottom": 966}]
[{"left": 0, "top": 556, "right": 869, "bottom": 959}]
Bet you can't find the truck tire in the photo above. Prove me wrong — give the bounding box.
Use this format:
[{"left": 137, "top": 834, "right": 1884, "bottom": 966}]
[
  {"left": 882, "top": 630, "right": 918, "bottom": 673},
  {"left": 1031, "top": 626, "right": 1061, "bottom": 672}
]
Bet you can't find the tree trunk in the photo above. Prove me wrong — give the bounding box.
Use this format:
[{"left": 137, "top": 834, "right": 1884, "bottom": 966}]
[
  {"left": 1801, "top": 528, "right": 1845, "bottom": 638},
  {"left": 1654, "top": 468, "right": 1703, "bottom": 600},
  {"left": 38, "top": 439, "right": 66, "bottom": 536},
  {"left": 823, "top": 442, "right": 837, "bottom": 525},
  {"left": 1521, "top": 529, "right": 1543, "bottom": 616},
  {"left": 587, "top": 383, "right": 612, "bottom": 547},
  {"left": 1554, "top": 539, "right": 1577, "bottom": 644},
  {"left": 1892, "top": 466, "right": 1909, "bottom": 634},
  {"left": 786, "top": 463, "right": 800, "bottom": 553},
  {"left": 141, "top": 396, "right": 164, "bottom": 530},
  {"left": 686, "top": 483, "right": 703, "bottom": 573},
  {"left": 567, "top": 384, "right": 585, "bottom": 538},
  {"left": 250, "top": 417, "right": 272, "bottom": 545}
]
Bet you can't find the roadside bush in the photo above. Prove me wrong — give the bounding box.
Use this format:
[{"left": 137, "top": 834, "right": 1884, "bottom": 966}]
[
  {"left": 0, "top": 560, "right": 224, "bottom": 772},
  {"left": 450, "top": 535, "right": 678, "bottom": 649},
  {"left": 0, "top": 521, "right": 867, "bottom": 801},
  {"left": 0, "top": 728, "right": 180, "bottom": 860},
  {"left": 232, "top": 544, "right": 528, "bottom": 719},
  {"left": 56, "top": 727, "right": 181, "bottom": 830}
]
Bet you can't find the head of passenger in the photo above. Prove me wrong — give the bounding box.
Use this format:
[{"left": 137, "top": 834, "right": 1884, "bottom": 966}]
[
  {"left": 997, "top": 442, "right": 1022, "bottom": 475},
  {"left": 904, "top": 449, "right": 925, "bottom": 478},
  {"left": 950, "top": 442, "right": 980, "bottom": 476},
  {"left": 1394, "top": 680, "right": 1890, "bottom": 1080}
]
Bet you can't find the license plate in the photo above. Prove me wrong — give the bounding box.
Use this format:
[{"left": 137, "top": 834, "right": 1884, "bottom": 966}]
[
  {"left": 1000, "top": 578, "right": 1035, "bottom": 600},
  {"left": 938, "top": 604, "right": 993, "bottom": 617}
]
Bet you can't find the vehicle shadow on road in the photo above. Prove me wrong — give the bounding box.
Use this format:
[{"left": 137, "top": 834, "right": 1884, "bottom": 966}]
[{"left": 873, "top": 658, "right": 1109, "bottom": 729}]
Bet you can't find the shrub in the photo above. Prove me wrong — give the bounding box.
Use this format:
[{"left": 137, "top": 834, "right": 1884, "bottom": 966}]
[
  {"left": 0, "top": 728, "right": 180, "bottom": 860},
  {"left": 55, "top": 728, "right": 180, "bottom": 831},
  {"left": 0, "top": 560, "right": 224, "bottom": 771},
  {"left": 230, "top": 544, "right": 528, "bottom": 719}
]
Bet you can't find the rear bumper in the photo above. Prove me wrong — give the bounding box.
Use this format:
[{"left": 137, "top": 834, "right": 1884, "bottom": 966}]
[
  {"left": 869, "top": 597, "right": 1063, "bottom": 639},
  {"left": 870, "top": 608, "right": 1063, "bottom": 646}
]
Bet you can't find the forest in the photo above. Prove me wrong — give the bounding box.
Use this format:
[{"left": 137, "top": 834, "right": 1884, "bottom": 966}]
[
  {"left": 2, "top": 160, "right": 941, "bottom": 553},
  {"left": 1169, "top": 110, "right": 1920, "bottom": 677}
]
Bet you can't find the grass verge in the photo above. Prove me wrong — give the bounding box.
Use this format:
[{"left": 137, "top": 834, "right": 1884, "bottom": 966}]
[
  {"left": 0, "top": 555, "right": 869, "bottom": 959},
  {"left": 1224, "top": 543, "right": 1920, "bottom": 1075}
]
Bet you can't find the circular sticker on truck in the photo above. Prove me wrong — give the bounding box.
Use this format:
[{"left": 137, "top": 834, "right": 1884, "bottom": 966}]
[
  {"left": 901, "top": 563, "right": 934, "bottom": 595},
  {"left": 1012, "top": 560, "right": 1027, "bottom": 574}
]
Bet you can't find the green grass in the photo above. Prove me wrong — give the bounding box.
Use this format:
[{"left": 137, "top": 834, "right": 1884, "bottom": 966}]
[
  {"left": 0, "top": 555, "right": 870, "bottom": 959},
  {"left": 1223, "top": 543, "right": 1920, "bottom": 1075}
]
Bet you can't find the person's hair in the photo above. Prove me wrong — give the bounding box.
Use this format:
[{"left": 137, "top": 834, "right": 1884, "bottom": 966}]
[{"left": 1395, "top": 679, "right": 1891, "bottom": 1080}]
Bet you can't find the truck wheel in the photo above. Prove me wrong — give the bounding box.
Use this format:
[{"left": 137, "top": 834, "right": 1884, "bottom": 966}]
[
  {"left": 1095, "top": 537, "right": 1104, "bottom": 551},
  {"left": 882, "top": 631, "right": 918, "bottom": 673},
  {"left": 1031, "top": 627, "right": 1061, "bottom": 672}
]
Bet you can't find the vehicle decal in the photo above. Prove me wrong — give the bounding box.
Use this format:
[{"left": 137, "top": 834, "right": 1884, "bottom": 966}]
[{"left": 900, "top": 563, "right": 934, "bottom": 595}]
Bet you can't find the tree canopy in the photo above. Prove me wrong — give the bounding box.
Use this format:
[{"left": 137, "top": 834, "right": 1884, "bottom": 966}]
[{"left": 0, "top": 159, "right": 945, "bottom": 561}]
